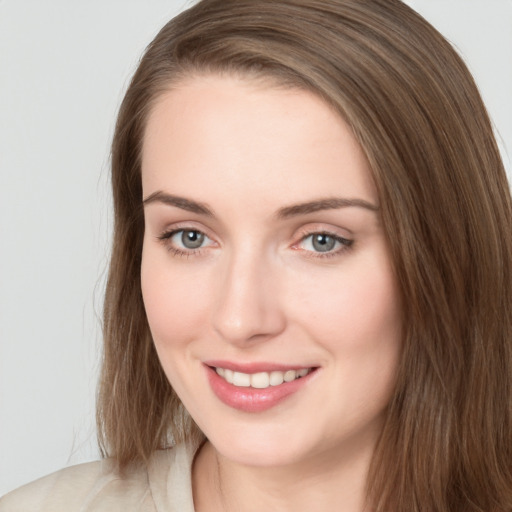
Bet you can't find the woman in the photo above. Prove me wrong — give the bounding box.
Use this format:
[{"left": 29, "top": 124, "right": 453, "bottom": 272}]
[{"left": 2, "top": 0, "right": 511, "bottom": 510}]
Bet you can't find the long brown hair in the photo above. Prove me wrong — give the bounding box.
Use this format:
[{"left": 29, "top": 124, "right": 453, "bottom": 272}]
[{"left": 97, "top": 0, "right": 512, "bottom": 509}]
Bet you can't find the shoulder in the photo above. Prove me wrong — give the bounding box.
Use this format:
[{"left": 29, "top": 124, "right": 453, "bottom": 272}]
[
  {"left": 0, "top": 458, "right": 155, "bottom": 511},
  {"left": 0, "top": 459, "right": 114, "bottom": 511},
  {"left": 0, "top": 443, "right": 197, "bottom": 512}
]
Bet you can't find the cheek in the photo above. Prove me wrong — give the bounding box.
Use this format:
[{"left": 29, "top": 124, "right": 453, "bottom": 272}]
[
  {"left": 140, "top": 250, "right": 210, "bottom": 350},
  {"left": 292, "top": 260, "right": 401, "bottom": 351},
  {"left": 290, "top": 250, "right": 402, "bottom": 413},
  {"left": 303, "top": 262, "right": 401, "bottom": 417}
]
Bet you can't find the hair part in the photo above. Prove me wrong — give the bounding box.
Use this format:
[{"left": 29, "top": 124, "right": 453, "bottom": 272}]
[{"left": 97, "top": 1, "right": 512, "bottom": 509}]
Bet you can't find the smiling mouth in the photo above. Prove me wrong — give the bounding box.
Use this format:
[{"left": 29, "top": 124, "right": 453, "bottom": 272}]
[{"left": 212, "top": 367, "right": 314, "bottom": 389}]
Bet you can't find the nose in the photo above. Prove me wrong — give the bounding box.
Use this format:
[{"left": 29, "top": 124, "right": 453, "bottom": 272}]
[{"left": 211, "top": 249, "right": 286, "bottom": 346}]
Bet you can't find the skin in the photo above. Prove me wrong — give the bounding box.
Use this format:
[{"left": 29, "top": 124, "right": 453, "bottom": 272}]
[{"left": 141, "top": 74, "right": 402, "bottom": 511}]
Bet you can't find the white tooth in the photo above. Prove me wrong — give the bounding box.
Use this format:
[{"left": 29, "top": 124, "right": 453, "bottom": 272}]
[
  {"left": 232, "top": 371, "right": 251, "bottom": 387},
  {"left": 216, "top": 367, "right": 225, "bottom": 377},
  {"left": 284, "top": 370, "right": 297, "bottom": 382},
  {"left": 269, "top": 371, "right": 284, "bottom": 386},
  {"left": 251, "top": 372, "right": 270, "bottom": 389},
  {"left": 297, "top": 368, "right": 309, "bottom": 378},
  {"left": 224, "top": 369, "right": 234, "bottom": 384}
]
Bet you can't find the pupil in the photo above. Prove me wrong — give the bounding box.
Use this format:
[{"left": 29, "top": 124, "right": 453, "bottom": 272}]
[
  {"left": 312, "top": 234, "right": 335, "bottom": 252},
  {"left": 182, "top": 230, "right": 204, "bottom": 249}
]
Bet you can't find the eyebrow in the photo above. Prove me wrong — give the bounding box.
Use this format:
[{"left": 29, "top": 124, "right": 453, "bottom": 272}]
[
  {"left": 143, "top": 191, "right": 213, "bottom": 216},
  {"left": 142, "top": 191, "right": 379, "bottom": 218},
  {"left": 276, "top": 197, "right": 379, "bottom": 219}
]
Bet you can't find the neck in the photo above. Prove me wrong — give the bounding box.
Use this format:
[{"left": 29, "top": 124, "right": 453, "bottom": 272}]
[{"left": 193, "top": 436, "right": 376, "bottom": 512}]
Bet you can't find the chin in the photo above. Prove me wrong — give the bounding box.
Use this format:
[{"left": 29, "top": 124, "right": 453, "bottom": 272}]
[
  {"left": 197, "top": 406, "right": 387, "bottom": 471},
  {"left": 199, "top": 416, "right": 326, "bottom": 468},
  {"left": 214, "top": 435, "right": 306, "bottom": 468}
]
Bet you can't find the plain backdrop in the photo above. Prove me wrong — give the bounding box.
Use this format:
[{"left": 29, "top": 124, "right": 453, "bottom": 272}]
[{"left": 1, "top": 0, "right": 511, "bottom": 496}]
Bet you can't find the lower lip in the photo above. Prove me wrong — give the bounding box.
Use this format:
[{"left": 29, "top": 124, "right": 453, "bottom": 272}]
[{"left": 205, "top": 366, "right": 317, "bottom": 413}]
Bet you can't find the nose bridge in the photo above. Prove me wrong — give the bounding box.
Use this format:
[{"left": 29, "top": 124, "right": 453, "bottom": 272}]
[{"left": 212, "top": 243, "right": 285, "bottom": 345}]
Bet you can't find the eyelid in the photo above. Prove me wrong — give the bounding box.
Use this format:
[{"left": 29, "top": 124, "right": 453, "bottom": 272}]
[
  {"left": 292, "top": 223, "right": 352, "bottom": 243},
  {"left": 156, "top": 223, "right": 218, "bottom": 256},
  {"left": 294, "top": 232, "right": 352, "bottom": 250},
  {"left": 158, "top": 228, "right": 211, "bottom": 242},
  {"left": 291, "top": 225, "right": 354, "bottom": 258},
  {"left": 155, "top": 219, "right": 216, "bottom": 241}
]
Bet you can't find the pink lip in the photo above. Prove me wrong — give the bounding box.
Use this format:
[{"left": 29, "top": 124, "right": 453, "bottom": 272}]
[{"left": 204, "top": 363, "right": 318, "bottom": 413}]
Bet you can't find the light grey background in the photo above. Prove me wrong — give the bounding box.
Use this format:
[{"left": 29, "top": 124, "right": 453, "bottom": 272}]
[{"left": 1, "top": 0, "right": 511, "bottom": 495}]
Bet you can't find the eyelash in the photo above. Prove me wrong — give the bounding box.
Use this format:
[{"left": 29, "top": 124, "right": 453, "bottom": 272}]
[
  {"left": 296, "top": 231, "right": 354, "bottom": 259},
  {"left": 157, "top": 228, "right": 353, "bottom": 259},
  {"left": 157, "top": 228, "right": 213, "bottom": 258}
]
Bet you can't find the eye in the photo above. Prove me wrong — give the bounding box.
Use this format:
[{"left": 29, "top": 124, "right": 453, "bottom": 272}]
[
  {"left": 158, "top": 228, "right": 214, "bottom": 254},
  {"left": 298, "top": 232, "right": 353, "bottom": 255},
  {"left": 176, "top": 229, "right": 206, "bottom": 249}
]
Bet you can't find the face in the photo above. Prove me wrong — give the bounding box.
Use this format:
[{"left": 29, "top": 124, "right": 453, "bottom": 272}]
[{"left": 141, "top": 75, "right": 402, "bottom": 469}]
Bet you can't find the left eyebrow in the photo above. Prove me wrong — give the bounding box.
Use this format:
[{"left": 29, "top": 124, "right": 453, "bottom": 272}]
[
  {"left": 142, "top": 190, "right": 214, "bottom": 216},
  {"left": 276, "top": 197, "right": 379, "bottom": 219}
]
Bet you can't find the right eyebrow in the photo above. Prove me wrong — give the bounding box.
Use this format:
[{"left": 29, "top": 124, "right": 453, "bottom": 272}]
[
  {"left": 142, "top": 191, "right": 214, "bottom": 216},
  {"left": 276, "top": 197, "right": 379, "bottom": 219}
]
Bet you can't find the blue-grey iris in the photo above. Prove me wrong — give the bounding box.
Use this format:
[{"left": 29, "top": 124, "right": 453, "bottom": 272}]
[
  {"left": 312, "top": 233, "right": 336, "bottom": 252},
  {"left": 182, "top": 230, "right": 204, "bottom": 249}
]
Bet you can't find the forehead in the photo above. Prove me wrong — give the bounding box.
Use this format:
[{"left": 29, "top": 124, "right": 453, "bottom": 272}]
[{"left": 141, "top": 74, "right": 377, "bottom": 209}]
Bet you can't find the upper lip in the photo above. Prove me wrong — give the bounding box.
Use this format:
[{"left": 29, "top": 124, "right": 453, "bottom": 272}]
[{"left": 204, "top": 360, "right": 317, "bottom": 373}]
